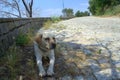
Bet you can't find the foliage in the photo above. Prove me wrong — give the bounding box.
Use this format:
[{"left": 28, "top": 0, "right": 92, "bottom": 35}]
[
  {"left": 0, "top": 45, "right": 21, "bottom": 80},
  {"left": 43, "top": 17, "right": 62, "bottom": 29},
  {"left": 51, "top": 16, "right": 61, "bottom": 23},
  {"left": 0, "top": 44, "right": 37, "bottom": 80},
  {"left": 75, "top": 10, "right": 90, "bottom": 17},
  {"left": 88, "top": 0, "right": 120, "bottom": 15},
  {"left": 15, "top": 33, "right": 30, "bottom": 46},
  {"left": 104, "top": 5, "right": 120, "bottom": 16},
  {"left": 62, "top": 8, "right": 74, "bottom": 18},
  {"left": 43, "top": 20, "right": 53, "bottom": 29}
]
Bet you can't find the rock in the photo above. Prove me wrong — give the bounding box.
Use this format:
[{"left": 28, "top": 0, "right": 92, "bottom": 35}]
[
  {"left": 98, "top": 58, "right": 109, "bottom": 64},
  {"left": 61, "top": 75, "right": 72, "bottom": 80},
  {"left": 100, "top": 63, "right": 111, "bottom": 69},
  {"left": 112, "top": 54, "right": 120, "bottom": 62},
  {"left": 90, "top": 64, "right": 101, "bottom": 72},
  {"left": 85, "top": 76, "right": 96, "bottom": 80},
  {"left": 112, "top": 60, "right": 120, "bottom": 68},
  {"left": 87, "top": 59, "right": 101, "bottom": 72},
  {"left": 74, "top": 76, "right": 84, "bottom": 80},
  {"left": 94, "top": 68, "right": 120, "bottom": 80}
]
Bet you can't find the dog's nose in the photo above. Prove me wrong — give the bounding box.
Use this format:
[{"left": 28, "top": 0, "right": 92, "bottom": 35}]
[{"left": 51, "top": 43, "right": 56, "bottom": 49}]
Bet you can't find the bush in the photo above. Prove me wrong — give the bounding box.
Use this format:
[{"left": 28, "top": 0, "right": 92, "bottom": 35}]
[
  {"left": 15, "top": 33, "right": 30, "bottom": 46},
  {"left": 51, "top": 16, "right": 61, "bottom": 23},
  {"left": 104, "top": 5, "right": 120, "bottom": 16},
  {"left": 43, "top": 20, "right": 53, "bottom": 29},
  {"left": 75, "top": 10, "right": 90, "bottom": 17}
]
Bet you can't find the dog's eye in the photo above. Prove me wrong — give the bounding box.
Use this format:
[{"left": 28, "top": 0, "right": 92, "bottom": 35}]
[
  {"left": 45, "top": 37, "right": 50, "bottom": 41},
  {"left": 53, "top": 37, "right": 55, "bottom": 40},
  {"left": 53, "top": 37, "right": 56, "bottom": 41}
]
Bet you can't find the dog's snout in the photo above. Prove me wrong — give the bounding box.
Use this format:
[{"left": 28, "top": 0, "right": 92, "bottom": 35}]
[{"left": 51, "top": 43, "right": 56, "bottom": 49}]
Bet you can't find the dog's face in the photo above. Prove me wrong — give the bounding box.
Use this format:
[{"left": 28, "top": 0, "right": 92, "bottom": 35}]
[{"left": 35, "top": 34, "right": 56, "bottom": 50}]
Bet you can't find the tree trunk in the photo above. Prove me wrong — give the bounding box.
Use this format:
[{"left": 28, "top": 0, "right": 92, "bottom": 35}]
[{"left": 22, "top": 0, "right": 33, "bottom": 17}]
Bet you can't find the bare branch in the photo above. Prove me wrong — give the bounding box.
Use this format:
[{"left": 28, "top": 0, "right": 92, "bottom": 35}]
[
  {"left": 22, "top": 0, "right": 30, "bottom": 14},
  {"left": 22, "top": 0, "right": 33, "bottom": 17},
  {"left": 0, "top": 0, "right": 22, "bottom": 18},
  {"left": 0, "top": 0, "right": 17, "bottom": 10},
  {"left": 0, "top": 10, "right": 20, "bottom": 17},
  {"left": 13, "top": 0, "right": 21, "bottom": 18}
]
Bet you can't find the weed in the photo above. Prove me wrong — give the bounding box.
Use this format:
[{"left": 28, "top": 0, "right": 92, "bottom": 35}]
[
  {"left": 51, "top": 16, "right": 61, "bottom": 23},
  {"left": 117, "top": 67, "right": 120, "bottom": 71},
  {"left": 0, "top": 45, "right": 21, "bottom": 80},
  {"left": 15, "top": 33, "right": 30, "bottom": 46},
  {"left": 98, "top": 49, "right": 102, "bottom": 54},
  {"left": 43, "top": 16, "right": 62, "bottom": 29},
  {"left": 43, "top": 20, "right": 53, "bottom": 29}
]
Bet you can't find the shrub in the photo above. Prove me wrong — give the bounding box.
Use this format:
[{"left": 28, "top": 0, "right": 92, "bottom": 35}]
[
  {"left": 51, "top": 16, "right": 61, "bottom": 23},
  {"left": 15, "top": 33, "right": 30, "bottom": 46},
  {"left": 104, "top": 5, "right": 120, "bottom": 16},
  {"left": 43, "top": 20, "right": 53, "bottom": 29}
]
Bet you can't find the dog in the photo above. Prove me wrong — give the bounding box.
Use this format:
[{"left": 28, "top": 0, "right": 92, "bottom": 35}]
[{"left": 34, "top": 33, "right": 56, "bottom": 77}]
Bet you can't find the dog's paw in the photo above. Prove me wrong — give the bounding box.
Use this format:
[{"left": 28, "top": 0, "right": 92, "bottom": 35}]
[
  {"left": 47, "top": 69, "right": 54, "bottom": 76},
  {"left": 39, "top": 70, "right": 46, "bottom": 77}
]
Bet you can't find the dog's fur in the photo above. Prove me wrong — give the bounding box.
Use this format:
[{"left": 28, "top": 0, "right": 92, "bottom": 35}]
[{"left": 34, "top": 33, "right": 56, "bottom": 77}]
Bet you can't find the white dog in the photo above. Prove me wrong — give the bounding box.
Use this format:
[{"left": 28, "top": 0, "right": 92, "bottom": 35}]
[{"left": 34, "top": 33, "right": 56, "bottom": 77}]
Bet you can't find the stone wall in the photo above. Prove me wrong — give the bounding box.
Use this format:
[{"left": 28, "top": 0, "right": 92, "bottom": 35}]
[{"left": 0, "top": 18, "right": 51, "bottom": 54}]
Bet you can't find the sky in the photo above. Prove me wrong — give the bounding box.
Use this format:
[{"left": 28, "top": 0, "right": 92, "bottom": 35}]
[{"left": 33, "top": 0, "right": 89, "bottom": 17}]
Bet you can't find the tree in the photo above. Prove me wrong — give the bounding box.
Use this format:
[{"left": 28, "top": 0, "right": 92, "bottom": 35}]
[
  {"left": 0, "top": 0, "right": 36, "bottom": 18},
  {"left": 62, "top": 8, "right": 74, "bottom": 18},
  {"left": 0, "top": 0, "right": 21, "bottom": 18},
  {"left": 84, "top": 11, "right": 90, "bottom": 16},
  {"left": 22, "top": 0, "right": 33, "bottom": 17},
  {"left": 75, "top": 10, "right": 90, "bottom": 17},
  {"left": 75, "top": 11, "right": 81, "bottom": 17},
  {"left": 88, "top": 0, "right": 120, "bottom": 15}
]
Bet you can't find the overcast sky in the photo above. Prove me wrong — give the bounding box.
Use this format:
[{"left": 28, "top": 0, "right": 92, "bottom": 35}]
[{"left": 33, "top": 0, "right": 89, "bottom": 17}]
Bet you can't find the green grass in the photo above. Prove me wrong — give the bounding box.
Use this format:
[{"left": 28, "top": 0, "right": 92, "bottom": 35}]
[
  {"left": 0, "top": 45, "right": 21, "bottom": 80},
  {"left": 43, "top": 20, "right": 53, "bottom": 29},
  {"left": 51, "top": 16, "right": 61, "bottom": 23},
  {"left": 43, "top": 16, "right": 62, "bottom": 29},
  {"left": 15, "top": 33, "right": 31, "bottom": 46},
  {"left": 0, "top": 44, "right": 37, "bottom": 80},
  {"left": 117, "top": 67, "right": 120, "bottom": 71}
]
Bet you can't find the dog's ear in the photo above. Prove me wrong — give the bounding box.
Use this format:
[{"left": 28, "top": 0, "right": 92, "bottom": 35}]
[{"left": 35, "top": 34, "right": 42, "bottom": 44}]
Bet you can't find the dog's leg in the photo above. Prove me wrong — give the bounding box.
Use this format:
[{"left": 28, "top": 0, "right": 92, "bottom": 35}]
[
  {"left": 47, "top": 49, "right": 55, "bottom": 76},
  {"left": 34, "top": 42, "right": 46, "bottom": 77}
]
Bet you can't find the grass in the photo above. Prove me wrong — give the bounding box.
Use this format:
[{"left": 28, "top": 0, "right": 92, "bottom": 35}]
[
  {"left": 98, "top": 49, "right": 102, "bottom": 54},
  {"left": 51, "top": 16, "right": 61, "bottom": 23},
  {"left": 117, "top": 67, "right": 120, "bottom": 71},
  {"left": 43, "top": 16, "right": 64, "bottom": 30},
  {"left": 15, "top": 28, "right": 33, "bottom": 46},
  {"left": 15, "top": 33, "right": 29, "bottom": 46},
  {"left": 0, "top": 44, "right": 37, "bottom": 80},
  {"left": 43, "top": 20, "right": 53, "bottom": 29},
  {"left": 0, "top": 45, "right": 21, "bottom": 80}
]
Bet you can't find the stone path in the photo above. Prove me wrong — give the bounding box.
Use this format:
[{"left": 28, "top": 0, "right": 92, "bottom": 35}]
[{"left": 38, "top": 16, "right": 120, "bottom": 80}]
